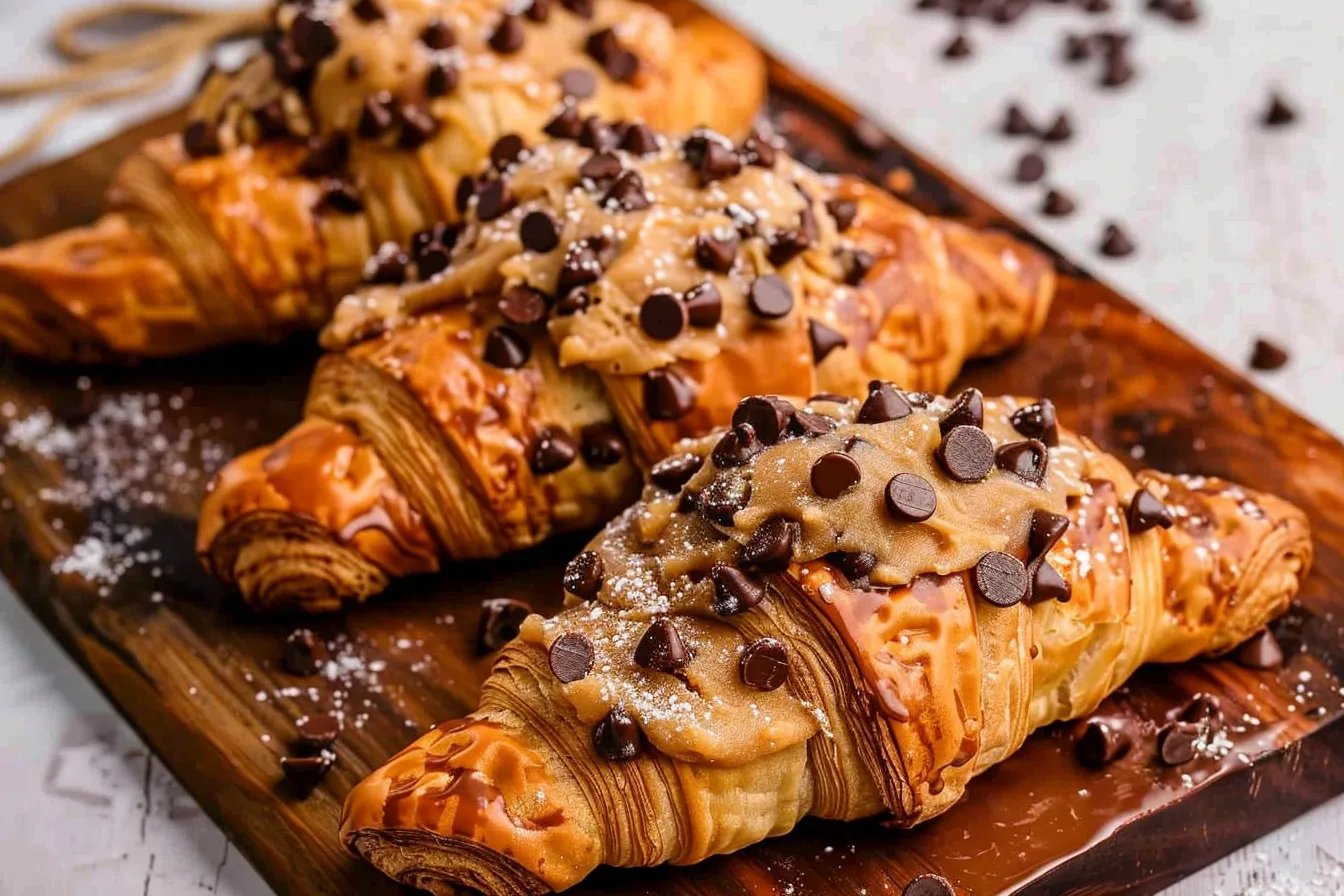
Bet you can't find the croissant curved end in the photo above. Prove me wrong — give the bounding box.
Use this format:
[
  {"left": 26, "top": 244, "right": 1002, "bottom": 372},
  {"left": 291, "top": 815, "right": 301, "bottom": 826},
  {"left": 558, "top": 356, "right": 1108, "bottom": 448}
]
[
  {"left": 340, "top": 718, "right": 599, "bottom": 896},
  {"left": 669, "top": 14, "right": 769, "bottom": 142}
]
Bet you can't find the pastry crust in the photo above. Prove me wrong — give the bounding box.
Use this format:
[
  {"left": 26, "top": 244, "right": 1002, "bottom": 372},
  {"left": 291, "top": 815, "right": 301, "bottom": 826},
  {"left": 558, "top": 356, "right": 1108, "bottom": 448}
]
[
  {"left": 0, "top": 0, "right": 766, "bottom": 361},
  {"left": 339, "top": 390, "right": 1312, "bottom": 893},
  {"left": 198, "top": 131, "right": 1056, "bottom": 611}
]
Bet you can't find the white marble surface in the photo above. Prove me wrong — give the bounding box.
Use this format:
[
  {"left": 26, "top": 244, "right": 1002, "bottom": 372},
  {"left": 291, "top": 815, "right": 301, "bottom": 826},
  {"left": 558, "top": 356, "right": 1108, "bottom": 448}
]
[{"left": 1, "top": 0, "right": 1343, "bottom": 894}]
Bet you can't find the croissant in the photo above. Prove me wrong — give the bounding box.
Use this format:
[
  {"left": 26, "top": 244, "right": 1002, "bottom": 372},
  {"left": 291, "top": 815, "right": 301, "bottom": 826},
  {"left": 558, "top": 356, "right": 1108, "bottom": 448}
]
[
  {"left": 196, "top": 126, "right": 1056, "bottom": 611},
  {"left": 339, "top": 387, "right": 1312, "bottom": 895},
  {"left": 0, "top": 0, "right": 764, "bottom": 361}
]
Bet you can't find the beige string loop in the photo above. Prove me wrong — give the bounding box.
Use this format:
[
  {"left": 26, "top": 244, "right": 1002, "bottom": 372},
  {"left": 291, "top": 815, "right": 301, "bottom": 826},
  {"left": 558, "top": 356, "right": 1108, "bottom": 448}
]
[{"left": 0, "top": 1, "right": 269, "bottom": 170}]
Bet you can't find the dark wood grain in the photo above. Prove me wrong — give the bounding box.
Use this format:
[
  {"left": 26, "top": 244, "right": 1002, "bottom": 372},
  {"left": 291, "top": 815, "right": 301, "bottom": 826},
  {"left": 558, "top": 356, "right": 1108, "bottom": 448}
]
[{"left": 3, "top": 4, "right": 1344, "bottom": 895}]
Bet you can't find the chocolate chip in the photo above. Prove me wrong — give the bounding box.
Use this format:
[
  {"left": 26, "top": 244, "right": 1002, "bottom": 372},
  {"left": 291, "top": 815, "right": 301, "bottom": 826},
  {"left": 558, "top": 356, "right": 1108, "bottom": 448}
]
[
  {"left": 740, "top": 637, "right": 790, "bottom": 691},
  {"left": 253, "top": 99, "right": 290, "bottom": 140},
  {"left": 885, "top": 472, "right": 937, "bottom": 522},
  {"left": 557, "top": 237, "right": 608, "bottom": 291},
  {"left": 903, "top": 875, "right": 955, "bottom": 896},
  {"left": 1028, "top": 509, "right": 1071, "bottom": 562},
  {"left": 695, "top": 232, "right": 738, "bottom": 273},
  {"left": 972, "top": 551, "right": 1029, "bottom": 607},
  {"left": 995, "top": 439, "right": 1048, "bottom": 484},
  {"left": 1076, "top": 716, "right": 1133, "bottom": 768},
  {"left": 943, "top": 32, "right": 973, "bottom": 59},
  {"left": 490, "top": 133, "right": 527, "bottom": 171},
  {"left": 697, "top": 140, "right": 742, "bottom": 184},
  {"left": 351, "top": 0, "right": 384, "bottom": 21},
  {"left": 712, "top": 423, "right": 763, "bottom": 468},
  {"left": 358, "top": 92, "right": 395, "bottom": 138},
  {"left": 1127, "top": 487, "right": 1173, "bottom": 533},
  {"left": 585, "top": 28, "right": 639, "bottom": 82},
  {"left": 811, "top": 452, "right": 862, "bottom": 499},
  {"left": 282, "top": 629, "right": 329, "bottom": 676},
  {"left": 635, "top": 619, "right": 690, "bottom": 673},
  {"left": 1010, "top": 400, "right": 1059, "bottom": 445},
  {"left": 1180, "top": 693, "right": 1224, "bottom": 728},
  {"left": 563, "top": 550, "right": 604, "bottom": 599},
  {"left": 603, "top": 169, "right": 650, "bottom": 211},
  {"left": 519, "top": 211, "right": 560, "bottom": 254},
  {"left": 578, "top": 115, "right": 617, "bottom": 151},
  {"left": 748, "top": 275, "right": 794, "bottom": 319},
  {"left": 767, "top": 228, "right": 811, "bottom": 267},
  {"left": 650, "top": 453, "right": 702, "bottom": 492},
  {"left": 554, "top": 288, "right": 590, "bottom": 316},
  {"left": 1002, "top": 103, "right": 1036, "bottom": 137},
  {"left": 724, "top": 201, "right": 758, "bottom": 238},
  {"left": 683, "top": 282, "right": 723, "bottom": 327},
  {"left": 1063, "top": 32, "right": 1092, "bottom": 63},
  {"left": 791, "top": 411, "right": 837, "bottom": 439},
  {"left": 633, "top": 290, "right": 685, "bottom": 342},
  {"left": 549, "top": 632, "right": 594, "bottom": 682},
  {"left": 1081, "top": 0, "right": 1111, "bottom": 11},
  {"left": 1100, "top": 52, "right": 1135, "bottom": 88},
  {"left": 991, "top": 0, "right": 1029, "bottom": 24},
  {"left": 1029, "top": 560, "right": 1071, "bottom": 603},
  {"left": 593, "top": 706, "right": 640, "bottom": 761},
  {"left": 740, "top": 133, "right": 777, "bottom": 168},
  {"left": 280, "top": 752, "right": 333, "bottom": 789},
  {"left": 857, "top": 381, "right": 912, "bottom": 424},
  {"left": 1235, "top": 628, "right": 1284, "bottom": 670},
  {"left": 936, "top": 425, "right": 994, "bottom": 483},
  {"left": 398, "top": 105, "right": 439, "bottom": 149},
  {"left": 711, "top": 563, "right": 766, "bottom": 615},
  {"left": 474, "top": 179, "right": 515, "bottom": 221},
  {"left": 483, "top": 325, "right": 530, "bottom": 369},
  {"left": 413, "top": 241, "right": 451, "bottom": 280},
  {"left": 364, "top": 240, "right": 408, "bottom": 284},
  {"left": 477, "top": 597, "right": 531, "bottom": 651},
  {"left": 320, "top": 180, "right": 363, "bottom": 214},
  {"left": 643, "top": 368, "right": 697, "bottom": 420},
  {"left": 294, "top": 713, "right": 342, "bottom": 753},
  {"left": 561, "top": 0, "right": 595, "bottom": 17},
  {"left": 301, "top": 133, "right": 351, "bottom": 177},
  {"left": 489, "top": 14, "right": 525, "bottom": 53},
  {"left": 620, "top": 122, "right": 659, "bottom": 155},
  {"left": 1015, "top": 151, "right": 1046, "bottom": 183},
  {"left": 574, "top": 424, "right": 624, "bottom": 470},
  {"left": 1041, "top": 188, "right": 1076, "bottom": 217},
  {"left": 1099, "top": 221, "right": 1135, "bottom": 257},
  {"left": 699, "top": 472, "right": 751, "bottom": 525},
  {"left": 1249, "top": 338, "right": 1289, "bottom": 371},
  {"left": 828, "top": 550, "right": 877, "bottom": 581},
  {"left": 291, "top": 12, "right": 339, "bottom": 64},
  {"left": 558, "top": 67, "right": 596, "bottom": 99},
  {"left": 525, "top": 0, "right": 552, "bottom": 22},
  {"left": 1262, "top": 91, "right": 1297, "bottom": 128},
  {"left": 837, "top": 248, "right": 875, "bottom": 286},
  {"left": 420, "top": 18, "right": 455, "bottom": 50},
  {"left": 801, "top": 319, "right": 847, "bottom": 365},
  {"left": 544, "top": 105, "right": 583, "bottom": 140},
  {"left": 265, "top": 34, "right": 308, "bottom": 86},
  {"left": 732, "top": 396, "right": 795, "bottom": 446},
  {"left": 1042, "top": 113, "right": 1073, "bottom": 143},
  {"left": 826, "top": 198, "right": 858, "bottom": 232},
  {"left": 454, "top": 175, "right": 479, "bottom": 213},
  {"left": 530, "top": 426, "right": 578, "bottom": 474},
  {"left": 742, "top": 517, "right": 798, "bottom": 571},
  {"left": 940, "top": 388, "right": 984, "bottom": 433},
  {"left": 182, "top": 119, "right": 223, "bottom": 160},
  {"left": 1156, "top": 721, "right": 1199, "bottom": 766},
  {"left": 1166, "top": 0, "right": 1199, "bottom": 21},
  {"left": 579, "top": 150, "right": 622, "bottom": 182}
]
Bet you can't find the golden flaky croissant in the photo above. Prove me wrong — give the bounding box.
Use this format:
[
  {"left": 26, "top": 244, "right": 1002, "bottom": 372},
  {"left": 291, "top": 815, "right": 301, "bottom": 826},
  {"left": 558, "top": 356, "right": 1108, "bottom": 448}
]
[
  {"left": 196, "top": 126, "right": 1055, "bottom": 611},
  {"left": 0, "top": 0, "right": 764, "bottom": 361},
  {"left": 339, "top": 387, "right": 1312, "bottom": 895}
]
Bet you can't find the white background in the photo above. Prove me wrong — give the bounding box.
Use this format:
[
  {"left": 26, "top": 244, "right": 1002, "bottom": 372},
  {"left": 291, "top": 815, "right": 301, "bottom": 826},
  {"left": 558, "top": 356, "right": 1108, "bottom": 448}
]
[{"left": 1, "top": 0, "right": 1342, "bottom": 893}]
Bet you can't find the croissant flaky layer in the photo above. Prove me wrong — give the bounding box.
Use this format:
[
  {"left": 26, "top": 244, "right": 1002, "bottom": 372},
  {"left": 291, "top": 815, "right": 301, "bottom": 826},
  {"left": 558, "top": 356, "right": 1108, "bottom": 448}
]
[
  {"left": 0, "top": 0, "right": 765, "bottom": 361},
  {"left": 340, "top": 388, "right": 1312, "bottom": 894},
  {"left": 197, "top": 127, "right": 1055, "bottom": 611}
]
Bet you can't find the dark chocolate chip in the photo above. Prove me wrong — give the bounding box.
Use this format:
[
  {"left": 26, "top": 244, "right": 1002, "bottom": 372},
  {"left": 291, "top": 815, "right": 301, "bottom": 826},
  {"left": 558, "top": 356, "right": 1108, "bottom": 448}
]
[
  {"left": 1127, "top": 487, "right": 1173, "bottom": 533},
  {"left": 857, "top": 381, "right": 912, "bottom": 424},
  {"left": 643, "top": 368, "right": 697, "bottom": 420},
  {"left": 903, "top": 874, "right": 956, "bottom": 896},
  {"left": 420, "top": 18, "right": 455, "bottom": 50},
  {"left": 1156, "top": 720, "right": 1199, "bottom": 766},
  {"left": 490, "top": 133, "right": 527, "bottom": 171},
  {"left": 1262, "top": 92, "right": 1297, "bottom": 128},
  {"left": 1081, "top": 0, "right": 1111, "bottom": 11},
  {"left": 579, "top": 423, "right": 625, "bottom": 468},
  {"left": 811, "top": 451, "right": 862, "bottom": 499},
  {"left": 1076, "top": 716, "right": 1132, "bottom": 768},
  {"left": 291, "top": 12, "right": 339, "bottom": 64},
  {"left": 699, "top": 472, "right": 751, "bottom": 525},
  {"left": 294, "top": 713, "right": 341, "bottom": 753},
  {"left": 1042, "top": 113, "right": 1073, "bottom": 143},
  {"left": 748, "top": 275, "right": 794, "bottom": 319},
  {"left": 742, "top": 517, "right": 798, "bottom": 571},
  {"left": 995, "top": 439, "right": 1049, "bottom": 484},
  {"left": 557, "top": 238, "right": 607, "bottom": 291},
  {"left": 563, "top": 550, "right": 604, "bottom": 599},
  {"left": 940, "top": 388, "right": 984, "bottom": 433},
  {"left": 554, "top": 288, "right": 591, "bottom": 316},
  {"left": 1041, "top": 188, "right": 1077, "bottom": 217},
  {"left": 253, "top": 100, "right": 290, "bottom": 140},
  {"left": 943, "top": 33, "right": 973, "bottom": 59},
  {"left": 724, "top": 201, "right": 758, "bottom": 237},
  {"left": 1028, "top": 509, "right": 1071, "bottom": 562},
  {"left": 559, "top": 67, "right": 596, "bottom": 99},
  {"left": 544, "top": 105, "right": 583, "bottom": 140},
  {"left": 937, "top": 425, "right": 994, "bottom": 482},
  {"left": 697, "top": 140, "right": 742, "bottom": 184},
  {"left": 398, "top": 105, "right": 439, "bottom": 149},
  {"left": 561, "top": 0, "right": 595, "bottom": 16},
  {"left": 1002, "top": 103, "right": 1036, "bottom": 136},
  {"left": 282, "top": 629, "right": 329, "bottom": 676},
  {"left": 1249, "top": 338, "right": 1289, "bottom": 371},
  {"left": 1015, "top": 151, "right": 1047, "bottom": 184},
  {"left": 549, "top": 632, "right": 594, "bottom": 682},
  {"left": 740, "top": 637, "right": 790, "bottom": 691},
  {"left": 1063, "top": 32, "right": 1092, "bottom": 63},
  {"left": 358, "top": 92, "right": 395, "bottom": 138},
  {"left": 826, "top": 198, "right": 858, "bottom": 232},
  {"left": 1235, "top": 628, "right": 1284, "bottom": 670},
  {"left": 791, "top": 411, "right": 837, "bottom": 438},
  {"left": 525, "top": 0, "right": 552, "bottom": 22},
  {"left": 455, "top": 175, "right": 479, "bottom": 213},
  {"left": 475, "top": 179, "right": 515, "bottom": 221},
  {"left": 530, "top": 426, "right": 578, "bottom": 474},
  {"left": 320, "top": 180, "right": 363, "bottom": 214},
  {"left": 649, "top": 452, "right": 702, "bottom": 492},
  {"left": 695, "top": 232, "right": 739, "bottom": 273},
  {"left": 635, "top": 619, "right": 690, "bottom": 673},
  {"left": 839, "top": 248, "right": 875, "bottom": 286},
  {"left": 991, "top": 0, "right": 1029, "bottom": 24},
  {"left": 712, "top": 423, "right": 763, "bottom": 468},
  {"left": 603, "top": 169, "right": 650, "bottom": 211},
  {"left": 1100, "top": 52, "right": 1135, "bottom": 88},
  {"left": 483, "top": 325, "right": 530, "bottom": 369},
  {"left": 1099, "top": 221, "right": 1135, "bottom": 257},
  {"left": 807, "top": 319, "right": 848, "bottom": 364},
  {"left": 828, "top": 550, "right": 877, "bottom": 580},
  {"left": 1028, "top": 560, "right": 1071, "bottom": 603},
  {"left": 885, "top": 472, "right": 937, "bottom": 522},
  {"left": 1179, "top": 692, "right": 1224, "bottom": 728},
  {"left": 300, "top": 132, "right": 351, "bottom": 177},
  {"left": 972, "top": 550, "right": 1029, "bottom": 607},
  {"left": 413, "top": 241, "right": 451, "bottom": 280},
  {"left": 711, "top": 563, "right": 767, "bottom": 615},
  {"left": 620, "top": 122, "right": 660, "bottom": 155},
  {"left": 520, "top": 210, "right": 561, "bottom": 253},
  {"left": 280, "top": 752, "right": 334, "bottom": 789},
  {"left": 579, "top": 150, "right": 623, "bottom": 182},
  {"left": 593, "top": 707, "right": 641, "bottom": 762},
  {"left": 683, "top": 282, "right": 723, "bottom": 327},
  {"left": 489, "top": 14, "right": 525, "bottom": 54},
  {"left": 477, "top": 597, "right": 531, "bottom": 651},
  {"left": 578, "top": 115, "right": 617, "bottom": 151},
  {"left": 767, "top": 228, "right": 811, "bottom": 267},
  {"left": 351, "top": 0, "right": 384, "bottom": 22},
  {"left": 740, "top": 133, "right": 777, "bottom": 168},
  {"left": 364, "top": 240, "right": 408, "bottom": 284},
  {"left": 1166, "top": 0, "right": 1199, "bottom": 21},
  {"left": 732, "top": 396, "right": 796, "bottom": 445},
  {"left": 1010, "top": 400, "right": 1059, "bottom": 445},
  {"left": 639, "top": 291, "right": 687, "bottom": 341}
]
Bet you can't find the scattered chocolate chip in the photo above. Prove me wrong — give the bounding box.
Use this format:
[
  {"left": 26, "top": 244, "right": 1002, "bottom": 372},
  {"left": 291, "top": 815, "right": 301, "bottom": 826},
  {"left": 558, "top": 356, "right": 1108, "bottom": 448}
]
[
  {"left": 603, "top": 169, "right": 650, "bottom": 211},
  {"left": 903, "top": 874, "right": 956, "bottom": 896},
  {"left": 1100, "top": 52, "right": 1135, "bottom": 88},
  {"left": 1015, "top": 151, "right": 1046, "bottom": 183},
  {"left": 557, "top": 237, "right": 608, "bottom": 291},
  {"left": 1180, "top": 692, "right": 1223, "bottom": 729},
  {"left": 940, "top": 388, "right": 984, "bottom": 433},
  {"left": 1002, "top": 103, "right": 1036, "bottom": 137},
  {"left": 544, "top": 105, "right": 583, "bottom": 140},
  {"left": 972, "top": 551, "right": 1029, "bottom": 607},
  {"left": 1249, "top": 338, "right": 1289, "bottom": 371},
  {"left": 490, "top": 133, "right": 527, "bottom": 171},
  {"left": 364, "top": 240, "right": 408, "bottom": 284},
  {"left": 578, "top": 115, "right": 617, "bottom": 151},
  {"left": 683, "top": 282, "right": 723, "bottom": 327},
  {"left": 1099, "top": 221, "right": 1135, "bottom": 257},
  {"left": 697, "top": 140, "right": 742, "bottom": 184},
  {"left": 1063, "top": 32, "right": 1091, "bottom": 62},
  {"left": 1041, "top": 188, "right": 1077, "bottom": 217},
  {"left": 420, "top": 18, "right": 455, "bottom": 50},
  {"left": 885, "top": 472, "right": 937, "bottom": 522},
  {"left": 579, "top": 423, "right": 625, "bottom": 468},
  {"left": 806, "top": 319, "right": 848, "bottom": 364},
  {"left": 585, "top": 28, "right": 639, "bottom": 82},
  {"left": 1041, "top": 113, "right": 1073, "bottom": 144},
  {"left": 937, "top": 425, "right": 995, "bottom": 482},
  {"left": 320, "top": 180, "right": 363, "bottom": 214},
  {"left": 358, "top": 92, "right": 395, "bottom": 138},
  {"left": 712, "top": 423, "right": 763, "bottom": 468},
  {"left": 742, "top": 517, "right": 798, "bottom": 570},
  {"left": 850, "top": 118, "right": 889, "bottom": 155},
  {"left": 1010, "top": 400, "right": 1059, "bottom": 445},
  {"left": 1030, "top": 559, "right": 1071, "bottom": 603},
  {"left": 525, "top": 0, "right": 551, "bottom": 22},
  {"left": 1166, "top": 0, "right": 1199, "bottom": 22},
  {"left": 740, "top": 637, "right": 790, "bottom": 691},
  {"left": 483, "top": 325, "right": 530, "bottom": 369},
  {"left": 991, "top": 0, "right": 1029, "bottom": 24},
  {"left": 294, "top": 713, "right": 342, "bottom": 753},
  {"left": 740, "top": 133, "right": 777, "bottom": 168},
  {"left": 558, "top": 67, "right": 597, "bottom": 100},
  {"left": 732, "top": 396, "right": 796, "bottom": 446},
  {"left": 995, "top": 439, "right": 1049, "bottom": 484},
  {"left": 280, "top": 752, "right": 334, "bottom": 789},
  {"left": 1076, "top": 716, "right": 1133, "bottom": 767},
  {"left": 1081, "top": 0, "right": 1111, "bottom": 12},
  {"left": 768, "top": 228, "right": 811, "bottom": 267},
  {"left": 477, "top": 597, "right": 531, "bottom": 651},
  {"left": 791, "top": 411, "right": 837, "bottom": 439},
  {"left": 1156, "top": 720, "right": 1199, "bottom": 765},
  {"left": 643, "top": 367, "right": 697, "bottom": 420},
  {"left": 1262, "top": 91, "right": 1297, "bottom": 128},
  {"left": 561, "top": 0, "right": 595, "bottom": 16},
  {"left": 811, "top": 452, "right": 862, "bottom": 499},
  {"left": 554, "top": 288, "right": 590, "bottom": 316},
  {"left": 398, "top": 104, "right": 439, "bottom": 149},
  {"left": 593, "top": 706, "right": 641, "bottom": 761},
  {"left": 455, "top": 175, "right": 479, "bottom": 213},
  {"left": 695, "top": 232, "right": 739, "bottom": 273},
  {"left": 252, "top": 99, "right": 290, "bottom": 141},
  {"left": 826, "top": 198, "right": 859, "bottom": 232},
  {"left": 291, "top": 12, "right": 339, "bottom": 64},
  {"left": 182, "top": 120, "right": 222, "bottom": 159},
  {"left": 711, "top": 563, "right": 767, "bottom": 615},
  {"left": 475, "top": 179, "right": 515, "bottom": 221},
  {"left": 530, "top": 426, "right": 578, "bottom": 474},
  {"left": 650, "top": 453, "right": 702, "bottom": 492},
  {"left": 857, "top": 381, "right": 913, "bottom": 424},
  {"left": 749, "top": 275, "right": 794, "bottom": 319},
  {"left": 839, "top": 248, "right": 876, "bottom": 286},
  {"left": 699, "top": 472, "right": 752, "bottom": 525},
  {"left": 413, "top": 241, "right": 451, "bottom": 280},
  {"left": 620, "top": 122, "right": 660, "bottom": 155},
  {"left": 637, "top": 290, "right": 686, "bottom": 342},
  {"left": 828, "top": 550, "right": 877, "bottom": 581},
  {"left": 563, "top": 551, "right": 604, "bottom": 599},
  {"left": 549, "top": 632, "right": 594, "bottom": 682},
  {"left": 282, "top": 629, "right": 329, "bottom": 676},
  {"left": 1028, "top": 509, "right": 1071, "bottom": 562},
  {"left": 943, "top": 32, "right": 973, "bottom": 59},
  {"left": 1235, "top": 628, "right": 1284, "bottom": 669},
  {"left": 579, "top": 150, "right": 623, "bottom": 182},
  {"left": 1127, "top": 487, "right": 1173, "bottom": 533},
  {"left": 351, "top": 0, "right": 384, "bottom": 22},
  {"left": 489, "top": 14, "right": 525, "bottom": 53},
  {"left": 635, "top": 619, "right": 690, "bottom": 673},
  {"left": 519, "top": 210, "right": 560, "bottom": 254}
]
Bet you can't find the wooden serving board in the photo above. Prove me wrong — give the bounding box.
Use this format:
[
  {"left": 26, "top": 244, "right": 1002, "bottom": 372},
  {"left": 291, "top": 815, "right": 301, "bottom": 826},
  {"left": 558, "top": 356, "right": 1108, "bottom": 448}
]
[{"left": 4, "top": 5, "right": 1344, "bottom": 895}]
